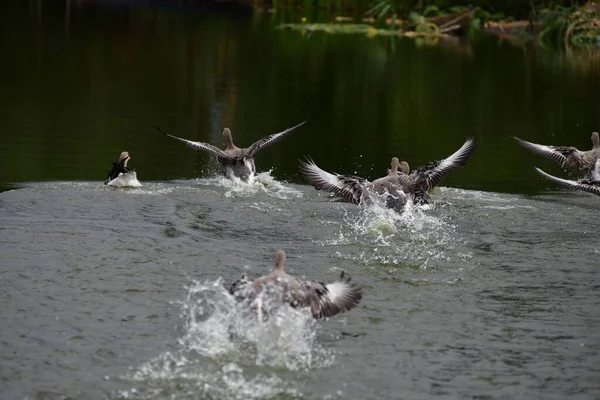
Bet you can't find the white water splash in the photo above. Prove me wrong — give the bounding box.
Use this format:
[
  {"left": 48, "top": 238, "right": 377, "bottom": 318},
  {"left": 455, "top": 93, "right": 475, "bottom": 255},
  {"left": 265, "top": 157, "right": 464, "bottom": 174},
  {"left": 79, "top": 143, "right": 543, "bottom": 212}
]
[
  {"left": 179, "top": 279, "right": 332, "bottom": 370},
  {"left": 320, "top": 197, "right": 469, "bottom": 268},
  {"left": 195, "top": 171, "right": 303, "bottom": 200},
  {"left": 106, "top": 171, "right": 143, "bottom": 188},
  {"left": 121, "top": 279, "right": 333, "bottom": 399}
]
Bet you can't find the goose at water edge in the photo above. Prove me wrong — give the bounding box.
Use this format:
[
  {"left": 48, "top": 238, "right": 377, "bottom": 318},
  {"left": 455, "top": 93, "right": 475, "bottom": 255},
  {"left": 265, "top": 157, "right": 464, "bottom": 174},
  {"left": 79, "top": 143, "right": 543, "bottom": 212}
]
[
  {"left": 157, "top": 121, "right": 306, "bottom": 182},
  {"left": 299, "top": 137, "right": 477, "bottom": 208},
  {"left": 105, "top": 151, "right": 133, "bottom": 184},
  {"left": 514, "top": 132, "right": 599, "bottom": 175},
  {"left": 535, "top": 158, "right": 600, "bottom": 197},
  {"left": 229, "top": 250, "right": 363, "bottom": 319}
]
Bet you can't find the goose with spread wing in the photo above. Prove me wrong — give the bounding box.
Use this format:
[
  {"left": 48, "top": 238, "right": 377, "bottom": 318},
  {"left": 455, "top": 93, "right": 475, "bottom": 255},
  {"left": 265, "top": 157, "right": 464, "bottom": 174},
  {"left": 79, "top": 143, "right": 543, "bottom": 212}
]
[
  {"left": 157, "top": 121, "right": 306, "bottom": 182},
  {"left": 396, "top": 137, "right": 477, "bottom": 204},
  {"left": 299, "top": 137, "right": 476, "bottom": 207},
  {"left": 299, "top": 157, "right": 410, "bottom": 212},
  {"left": 514, "top": 132, "right": 599, "bottom": 174},
  {"left": 229, "top": 250, "right": 363, "bottom": 319},
  {"left": 535, "top": 159, "right": 600, "bottom": 197},
  {"left": 105, "top": 151, "right": 133, "bottom": 184}
]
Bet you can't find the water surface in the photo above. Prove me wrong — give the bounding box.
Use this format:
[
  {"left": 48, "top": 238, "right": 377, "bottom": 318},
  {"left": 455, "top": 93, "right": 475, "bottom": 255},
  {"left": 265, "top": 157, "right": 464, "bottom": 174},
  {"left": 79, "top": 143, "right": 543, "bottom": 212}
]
[{"left": 0, "top": 2, "right": 599, "bottom": 400}]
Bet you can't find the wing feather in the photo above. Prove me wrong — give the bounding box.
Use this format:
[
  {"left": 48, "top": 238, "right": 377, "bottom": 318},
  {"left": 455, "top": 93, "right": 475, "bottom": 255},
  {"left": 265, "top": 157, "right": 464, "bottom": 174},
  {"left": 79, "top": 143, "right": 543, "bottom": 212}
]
[
  {"left": 299, "top": 158, "right": 368, "bottom": 205},
  {"left": 289, "top": 272, "right": 363, "bottom": 319},
  {"left": 513, "top": 136, "right": 580, "bottom": 167},
  {"left": 535, "top": 167, "right": 600, "bottom": 196},
  {"left": 411, "top": 137, "right": 477, "bottom": 191},
  {"left": 313, "top": 271, "right": 363, "bottom": 319},
  {"left": 157, "top": 126, "right": 229, "bottom": 158},
  {"left": 246, "top": 121, "right": 307, "bottom": 156}
]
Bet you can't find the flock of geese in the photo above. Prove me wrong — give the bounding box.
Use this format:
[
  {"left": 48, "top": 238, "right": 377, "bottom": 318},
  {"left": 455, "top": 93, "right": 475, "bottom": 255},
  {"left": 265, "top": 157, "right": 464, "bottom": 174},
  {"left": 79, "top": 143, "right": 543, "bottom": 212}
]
[
  {"left": 515, "top": 132, "right": 600, "bottom": 196},
  {"left": 104, "top": 123, "right": 599, "bottom": 320}
]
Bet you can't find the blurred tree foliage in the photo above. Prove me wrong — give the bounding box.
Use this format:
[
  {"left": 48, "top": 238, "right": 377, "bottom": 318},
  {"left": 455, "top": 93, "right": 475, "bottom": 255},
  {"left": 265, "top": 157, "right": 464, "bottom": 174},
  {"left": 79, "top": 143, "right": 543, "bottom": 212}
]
[{"left": 254, "top": 0, "right": 586, "bottom": 19}]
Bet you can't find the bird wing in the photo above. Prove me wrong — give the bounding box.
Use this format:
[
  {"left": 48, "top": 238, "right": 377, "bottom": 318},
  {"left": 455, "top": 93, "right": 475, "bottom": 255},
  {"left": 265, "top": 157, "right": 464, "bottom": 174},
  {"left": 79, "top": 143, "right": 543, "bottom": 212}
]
[
  {"left": 246, "top": 121, "right": 307, "bottom": 157},
  {"left": 299, "top": 158, "right": 368, "bottom": 205},
  {"left": 513, "top": 136, "right": 581, "bottom": 167},
  {"left": 294, "top": 271, "right": 363, "bottom": 319},
  {"left": 229, "top": 274, "right": 258, "bottom": 302},
  {"left": 105, "top": 161, "right": 131, "bottom": 183},
  {"left": 157, "top": 126, "right": 229, "bottom": 158},
  {"left": 105, "top": 162, "right": 118, "bottom": 181},
  {"left": 411, "top": 137, "right": 477, "bottom": 191},
  {"left": 535, "top": 167, "right": 600, "bottom": 196}
]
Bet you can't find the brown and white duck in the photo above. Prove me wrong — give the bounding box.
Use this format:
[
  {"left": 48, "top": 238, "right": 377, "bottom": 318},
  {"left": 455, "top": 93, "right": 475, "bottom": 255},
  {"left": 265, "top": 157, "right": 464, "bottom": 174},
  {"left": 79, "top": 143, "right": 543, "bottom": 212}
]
[
  {"left": 514, "top": 132, "right": 600, "bottom": 175},
  {"left": 229, "top": 250, "right": 363, "bottom": 319},
  {"left": 535, "top": 159, "right": 600, "bottom": 197},
  {"left": 157, "top": 121, "right": 306, "bottom": 182},
  {"left": 104, "top": 151, "right": 133, "bottom": 184}
]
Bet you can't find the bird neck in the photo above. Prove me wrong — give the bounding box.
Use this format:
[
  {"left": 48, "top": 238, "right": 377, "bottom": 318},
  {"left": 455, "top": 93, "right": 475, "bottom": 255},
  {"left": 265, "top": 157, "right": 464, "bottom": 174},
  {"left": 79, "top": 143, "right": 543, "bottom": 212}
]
[{"left": 225, "top": 135, "right": 236, "bottom": 150}]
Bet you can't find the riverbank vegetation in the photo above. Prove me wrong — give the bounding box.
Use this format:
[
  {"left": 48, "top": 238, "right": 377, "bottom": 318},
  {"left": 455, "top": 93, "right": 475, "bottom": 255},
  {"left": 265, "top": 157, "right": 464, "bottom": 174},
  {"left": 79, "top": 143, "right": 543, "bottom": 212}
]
[{"left": 271, "top": 0, "right": 599, "bottom": 48}]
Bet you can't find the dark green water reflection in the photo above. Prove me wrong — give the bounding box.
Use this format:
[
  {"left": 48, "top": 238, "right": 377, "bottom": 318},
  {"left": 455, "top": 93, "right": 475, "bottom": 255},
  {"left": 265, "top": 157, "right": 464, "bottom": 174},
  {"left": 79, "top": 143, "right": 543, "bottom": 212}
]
[{"left": 1, "top": 1, "right": 599, "bottom": 194}]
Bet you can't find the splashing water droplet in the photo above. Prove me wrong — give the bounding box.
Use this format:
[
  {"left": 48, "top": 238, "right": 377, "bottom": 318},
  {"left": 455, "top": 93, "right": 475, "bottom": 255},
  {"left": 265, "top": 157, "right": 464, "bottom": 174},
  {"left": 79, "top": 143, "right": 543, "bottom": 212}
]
[{"left": 122, "top": 279, "right": 334, "bottom": 399}]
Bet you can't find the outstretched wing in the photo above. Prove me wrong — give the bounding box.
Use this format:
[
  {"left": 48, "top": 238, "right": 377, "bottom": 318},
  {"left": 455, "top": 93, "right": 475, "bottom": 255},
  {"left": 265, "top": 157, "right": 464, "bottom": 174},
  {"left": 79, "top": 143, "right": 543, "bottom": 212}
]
[
  {"left": 105, "top": 162, "right": 118, "bottom": 182},
  {"left": 535, "top": 167, "right": 600, "bottom": 196},
  {"left": 246, "top": 121, "right": 307, "bottom": 157},
  {"left": 411, "top": 137, "right": 477, "bottom": 191},
  {"left": 157, "top": 126, "right": 229, "bottom": 158},
  {"left": 513, "top": 136, "right": 581, "bottom": 168},
  {"left": 293, "top": 271, "right": 363, "bottom": 319},
  {"left": 299, "top": 158, "right": 368, "bottom": 205}
]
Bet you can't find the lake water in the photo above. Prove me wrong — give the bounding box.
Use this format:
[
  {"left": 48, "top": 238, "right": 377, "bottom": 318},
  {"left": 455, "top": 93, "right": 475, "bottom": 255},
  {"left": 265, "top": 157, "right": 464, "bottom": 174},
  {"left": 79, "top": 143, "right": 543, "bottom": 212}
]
[{"left": 1, "top": 1, "right": 599, "bottom": 399}]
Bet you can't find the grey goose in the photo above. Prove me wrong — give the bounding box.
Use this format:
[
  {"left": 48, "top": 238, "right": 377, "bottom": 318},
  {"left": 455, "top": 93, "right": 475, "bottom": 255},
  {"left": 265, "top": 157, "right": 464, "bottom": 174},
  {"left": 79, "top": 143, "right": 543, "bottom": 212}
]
[
  {"left": 157, "top": 121, "right": 306, "bottom": 182},
  {"left": 299, "top": 137, "right": 477, "bottom": 207},
  {"left": 229, "top": 250, "right": 363, "bottom": 319},
  {"left": 299, "top": 157, "right": 410, "bottom": 212},
  {"left": 514, "top": 132, "right": 599, "bottom": 175}
]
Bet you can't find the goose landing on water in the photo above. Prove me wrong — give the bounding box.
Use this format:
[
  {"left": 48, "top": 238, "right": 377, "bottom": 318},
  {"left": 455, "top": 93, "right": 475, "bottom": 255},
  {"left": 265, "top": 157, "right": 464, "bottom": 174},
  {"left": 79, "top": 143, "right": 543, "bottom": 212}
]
[
  {"left": 229, "top": 250, "right": 363, "bottom": 319},
  {"left": 157, "top": 121, "right": 306, "bottom": 182},
  {"left": 535, "top": 159, "right": 600, "bottom": 197},
  {"left": 514, "top": 132, "right": 600, "bottom": 175},
  {"left": 299, "top": 157, "right": 410, "bottom": 212},
  {"left": 299, "top": 138, "right": 477, "bottom": 208}
]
